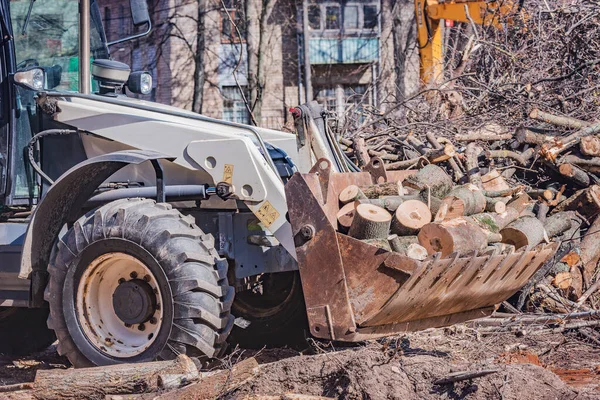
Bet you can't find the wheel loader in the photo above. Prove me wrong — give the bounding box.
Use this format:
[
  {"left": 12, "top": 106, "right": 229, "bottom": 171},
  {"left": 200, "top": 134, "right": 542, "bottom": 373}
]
[{"left": 0, "top": 0, "right": 556, "bottom": 367}]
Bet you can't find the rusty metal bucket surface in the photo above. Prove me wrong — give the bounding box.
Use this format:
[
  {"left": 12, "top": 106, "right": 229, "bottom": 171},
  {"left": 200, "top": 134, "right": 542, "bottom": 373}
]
[{"left": 285, "top": 159, "right": 558, "bottom": 341}]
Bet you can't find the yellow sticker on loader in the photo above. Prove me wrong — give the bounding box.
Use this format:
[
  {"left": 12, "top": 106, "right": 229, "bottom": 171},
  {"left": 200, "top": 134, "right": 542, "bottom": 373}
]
[
  {"left": 222, "top": 164, "right": 234, "bottom": 184},
  {"left": 255, "top": 201, "right": 280, "bottom": 228}
]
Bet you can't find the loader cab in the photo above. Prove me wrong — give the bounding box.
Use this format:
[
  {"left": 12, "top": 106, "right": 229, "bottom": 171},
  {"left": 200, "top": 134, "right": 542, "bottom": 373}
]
[{"left": 0, "top": 0, "right": 149, "bottom": 205}]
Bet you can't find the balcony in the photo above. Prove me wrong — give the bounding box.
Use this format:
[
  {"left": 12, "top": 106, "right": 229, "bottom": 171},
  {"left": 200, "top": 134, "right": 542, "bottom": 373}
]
[{"left": 308, "top": 37, "right": 379, "bottom": 64}]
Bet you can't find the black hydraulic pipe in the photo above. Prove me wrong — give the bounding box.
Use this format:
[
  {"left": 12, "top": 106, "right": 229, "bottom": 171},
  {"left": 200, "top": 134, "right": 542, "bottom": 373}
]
[{"left": 86, "top": 185, "right": 209, "bottom": 206}]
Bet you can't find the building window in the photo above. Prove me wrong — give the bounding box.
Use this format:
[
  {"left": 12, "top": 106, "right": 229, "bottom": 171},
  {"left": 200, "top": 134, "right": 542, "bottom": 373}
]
[
  {"left": 308, "top": 5, "right": 321, "bottom": 30},
  {"left": 222, "top": 86, "right": 250, "bottom": 124},
  {"left": 316, "top": 85, "right": 369, "bottom": 115},
  {"left": 221, "top": 0, "right": 245, "bottom": 43},
  {"left": 325, "top": 6, "right": 340, "bottom": 30},
  {"left": 363, "top": 5, "right": 378, "bottom": 29},
  {"left": 343, "top": 6, "right": 359, "bottom": 30}
]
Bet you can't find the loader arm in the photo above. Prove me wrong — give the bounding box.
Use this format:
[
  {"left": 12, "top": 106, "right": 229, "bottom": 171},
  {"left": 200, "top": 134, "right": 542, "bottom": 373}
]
[{"left": 416, "top": 0, "right": 518, "bottom": 84}]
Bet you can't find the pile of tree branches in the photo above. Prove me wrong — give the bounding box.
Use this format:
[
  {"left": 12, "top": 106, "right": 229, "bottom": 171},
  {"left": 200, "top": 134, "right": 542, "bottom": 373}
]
[{"left": 335, "top": 0, "right": 600, "bottom": 312}]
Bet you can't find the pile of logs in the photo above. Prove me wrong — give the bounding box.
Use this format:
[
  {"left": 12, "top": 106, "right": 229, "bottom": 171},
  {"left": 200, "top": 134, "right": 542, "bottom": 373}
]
[
  {"left": 338, "top": 110, "right": 600, "bottom": 308},
  {"left": 337, "top": 164, "right": 573, "bottom": 261}
]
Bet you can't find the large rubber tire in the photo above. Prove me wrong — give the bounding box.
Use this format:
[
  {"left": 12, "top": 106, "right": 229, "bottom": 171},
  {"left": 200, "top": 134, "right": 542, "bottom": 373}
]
[
  {"left": 45, "top": 198, "right": 234, "bottom": 367},
  {"left": 229, "top": 271, "right": 308, "bottom": 349},
  {"left": 0, "top": 307, "right": 56, "bottom": 356}
]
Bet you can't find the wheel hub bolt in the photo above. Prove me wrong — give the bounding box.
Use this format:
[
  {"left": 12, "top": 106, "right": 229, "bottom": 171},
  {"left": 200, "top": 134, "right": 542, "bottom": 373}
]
[
  {"left": 125, "top": 323, "right": 132, "bottom": 328},
  {"left": 138, "top": 324, "right": 146, "bottom": 331},
  {"left": 130, "top": 271, "right": 138, "bottom": 279},
  {"left": 149, "top": 317, "right": 157, "bottom": 324},
  {"left": 143, "top": 274, "right": 151, "bottom": 282},
  {"left": 118, "top": 278, "right": 126, "bottom": 284}
]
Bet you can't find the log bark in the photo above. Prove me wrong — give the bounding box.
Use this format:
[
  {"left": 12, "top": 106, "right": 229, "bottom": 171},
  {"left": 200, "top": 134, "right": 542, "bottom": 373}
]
[
  {"left": 388, "top": 234, "right": 418, "bottom": 253},
  {"left": 336, "top": 202, "right": 357, "bottom": 232},
  {"left": 155, "top": 358, "right": 259, "bottom": 400},
  {"left": 559, "top": 154, "right": 600, "bottom": 168},
  {"left": 34, "top": 355, "right": 197, "bottom": 400},
  {"left": 455, "top": 123, "right": 513, "bottom": 141},
  {"left": 536, "top": 201, "right": 549, "bottom": 223},
  {"left": 544, "top": 212, "right": 572, "bottom": 238},
  {"left": 553, "top": 185, "right": 600, "bottom": 219},
  {"left": 465, "top": 143, "right": 484, "bottom": 188},
  {"left": 529, "top": 108, "right": 591, "bottom": 129},
  {"left": 515, "top": 127, "right": 557, "bottom": 145},
  {"left": 559, "top": 163, "right": 590, "bottom": 187},
  {"left": 500, "top": 216, "right": 546, "bottom": 250},
  {"left": 354, "top": 136, "right": 370, "bottom": 167},
  {"left": 425, "top": 132, "right": 464, "bottom": 180},
  {"left": 348, "top": 204, "right": 392, "bottom": 240},
  {"left": 485, "top": 148, "right": 535, "bottom": 166},
  {"left": 362, "top": 238, "right": 392, "bottom": 251},
  {"left": 506, "top": 193, "right": 533, "bottom": 213},
  {"left": 403, "top": 164, "right": 453, "bottom": 198},
  {"left": 443, "top": 185, "right": 486, "bottom": 216},
  {"left": 485, "top": 197, "right": 506, "bottom": 214},
  {"left": 541, "top": 122, "right": 600, "bottom": 161},
  {"left": 359, "top": 181, "right": 402, "bottom": 198},
  {"left": 391, "top": 199, "right": 431, "bottom": 235},
  {"left": 580, "top": 135, "right": 600, "bottom": 156},
  {"left": 468, "top": 208, "right": 520, "bottom": 233},
  {"left": 580, "top": 215, "right": 600, "bottom": 285},
  {"left": 418, "top": 218, "right": 489, "bottom": 257}
]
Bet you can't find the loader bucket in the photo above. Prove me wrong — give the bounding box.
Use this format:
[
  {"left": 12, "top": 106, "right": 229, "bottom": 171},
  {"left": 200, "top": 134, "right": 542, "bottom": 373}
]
[{"left": 285, "top": 158, "right": 558, "bottom": 341}]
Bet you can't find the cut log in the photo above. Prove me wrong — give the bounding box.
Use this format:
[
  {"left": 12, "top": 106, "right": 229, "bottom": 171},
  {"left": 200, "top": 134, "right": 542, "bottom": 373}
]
[
  {"left": 354, "top": 136, "right": 370, "bottom": 167},
  {"left": 481, "top": 169, "right": 510, "bottom": 192},
  {"left": 485, "top": 197, "right": 506, "bottom": 214},
  {"left": 506, "top": 193, "right": 533, "bottom": 213},
  {"left": 391, "top": 199, "right": 432, "bottom": 235},
  {"left": 500, "top": 216, "right": 546, "bottom": 250},
  {"left": 581, "top": 215, "right": 600, "bottom": 285},
  {"left": 544, "top": 212, "right": 572, "bottom": 238},
  {"left": 485, "top": 148, "right": 535, "bottom": 166},
  {"left": 515, "top": 127, "right": 557, "bottom": 145},
  {"left": 536, "top": 201, "right": 549, "bottom": 223},
  {"left": 559, "top": 163, "right": 590, "bottom": 187},
  {"left": 465, "top": 143, "right": 484, "bottom": 188},
  {"left": 403, "top": 164, "right": 453, "bottom": 199},
  {"left": 529, "top": 108, "right": 591, "bottom": 129},
  {"left": 33, "top": 354, "right": 198, "bottom": 400},
  {"left": 468, "top": 208, "right": 520, "bottom": 233},
  {"left": 406, "top": 243, "right": 428, "bottom": 260},
  {"left": 418, "top": 218, "right": 489, "bottom": 257},
  {"left": 348, "top": 204, "right": 392, "bottom": 240},
  {"left": 553, "top": 185, "right": 600, "bottom": 219},
  {"left": 485, "top": 242, "right": 515, "bottom": 256},
  {"left": 455, "top": 123, "right": 512, "bottom": 141},
  {"left": 443, "top": 185, "right": 486, "bottom": 216},
  {"left": 336, "top": 202, "right": 357, "bottom": 231},
  {"left": 339, "top": 185, "right": 366, "bottom": 204},
  {"left": 580, "top": 135, "right": 600, "bottom": 156},
  {"left": 388, "top": 234, "right": 419, "bottom": 253},
  {"left": 552, "top": 271, "right": 573, "bottom": 290},
  {"left": 155, "top": 358, "right": 259, "bottom": 400},
  {"left": 540, "top": 122, "right": 600, "bottom": 161},
  {"left": 427, "top": 143, "right": 456, "bottom": 163},
  {"left": 484, "top": 185, "right": 525, "bottom": 198},
  {"left": 359, "top": 181, "right": 402, "bottom": 198}
]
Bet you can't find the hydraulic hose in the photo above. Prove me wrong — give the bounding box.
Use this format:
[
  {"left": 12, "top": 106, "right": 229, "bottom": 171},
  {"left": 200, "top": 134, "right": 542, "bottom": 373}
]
[{"left": 27, "top": 129, "right": 77, "bottom": 185}]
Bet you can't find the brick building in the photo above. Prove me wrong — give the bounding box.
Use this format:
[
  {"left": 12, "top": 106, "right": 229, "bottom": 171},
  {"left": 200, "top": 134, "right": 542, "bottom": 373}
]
[{"left": 99, "top": 0, "right": 418, "bottom": 130}]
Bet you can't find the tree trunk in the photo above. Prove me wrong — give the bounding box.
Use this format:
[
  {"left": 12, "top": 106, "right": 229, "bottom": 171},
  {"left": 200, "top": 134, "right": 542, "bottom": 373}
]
[
  {"left": 33, "top": 355, "right": 197, "bottom": 400},
  {"left": 580, "top": 135, "right": 600, "bottom": 156},
  {"left": 337, "top": 202, "right": 357, "bottom": 231},
  {"left": 580, "top": 215, "right": 600, "bottom": 285},
  {"left": 348, "top": 204, "right": 392, "bottom": 240},
  {"left": 553, "top": 185, "right": 600, "bottom": 219},
  {"left": 544, "top": 212, "right": 572, "bottom": 238},
  {"left": 443, "top": 185, "right": 486, "bottom": 216},
  {"left": 559, "top": 163, "right": 590, "bottom": 187},
  {"left": 388, "top": 234, "right": 418, "bottom": 253},
  {"left": 191, "top": 0, "right": 207, "bottom": 113},
  {"left": 339, "top": 185, "right": 366, "bottom": 204}
]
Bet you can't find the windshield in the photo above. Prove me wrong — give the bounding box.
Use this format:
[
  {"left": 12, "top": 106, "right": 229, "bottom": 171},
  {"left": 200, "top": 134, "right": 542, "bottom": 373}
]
[{"left": 9, "top": 0, "right": 108, "bottom": 91}]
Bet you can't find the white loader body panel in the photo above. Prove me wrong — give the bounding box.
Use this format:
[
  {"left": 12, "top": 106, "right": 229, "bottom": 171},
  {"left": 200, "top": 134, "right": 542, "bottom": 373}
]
[{"left": 53, "top": 95, "right": 299, "bottom": 258}]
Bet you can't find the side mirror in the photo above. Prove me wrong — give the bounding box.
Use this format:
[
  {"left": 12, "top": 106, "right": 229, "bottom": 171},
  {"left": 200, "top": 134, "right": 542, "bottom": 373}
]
[{"left": 130, "top": 0, "right": 150, "bottom": 26}]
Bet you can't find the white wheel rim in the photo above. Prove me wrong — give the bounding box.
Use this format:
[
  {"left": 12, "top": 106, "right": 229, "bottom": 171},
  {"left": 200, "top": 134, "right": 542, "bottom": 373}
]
[{"left": 76, "top": 252, "right": 164, "bottom": 358}]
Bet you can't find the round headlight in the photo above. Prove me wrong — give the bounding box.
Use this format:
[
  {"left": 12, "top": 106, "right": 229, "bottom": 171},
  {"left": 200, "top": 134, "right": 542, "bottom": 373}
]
[
  {"left": 140, "top": 73, "right": 152, "bottom": 95},
  {"left": 14, "top": 68, "right": 45, "bottom": 90},
  {"left": 127, "top": 71, "right": 153, "bottom": 95}
]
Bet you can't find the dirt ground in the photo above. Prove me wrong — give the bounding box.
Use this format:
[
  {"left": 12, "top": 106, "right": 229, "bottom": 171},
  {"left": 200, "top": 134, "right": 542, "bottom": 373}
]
[{"left": 1, "top": 325, "right": 600, "bottom": 399}]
